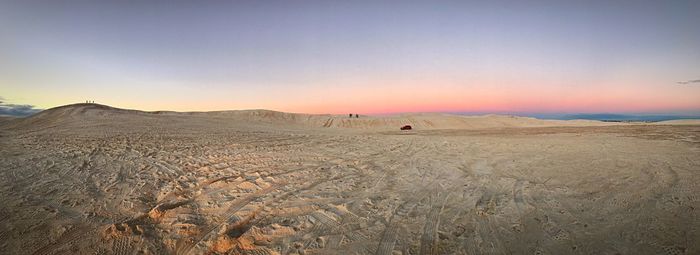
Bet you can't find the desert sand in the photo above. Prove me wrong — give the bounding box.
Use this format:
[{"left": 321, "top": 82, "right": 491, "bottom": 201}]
[{"left": 0, "top": 103, "right": 698, "bottom": 254}]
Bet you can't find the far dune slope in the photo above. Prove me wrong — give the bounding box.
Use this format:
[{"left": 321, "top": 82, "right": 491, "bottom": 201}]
[
  {"left": 0, "top": 103, "right": 660, "bottom": 132},
  {"left": 656, "top": 119, "right": 700, "bottom": 125}
]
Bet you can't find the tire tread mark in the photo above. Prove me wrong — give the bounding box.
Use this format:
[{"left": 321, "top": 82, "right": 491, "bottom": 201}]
[{"left": 31, "top": 225, "right": 92, "bottom": 255}]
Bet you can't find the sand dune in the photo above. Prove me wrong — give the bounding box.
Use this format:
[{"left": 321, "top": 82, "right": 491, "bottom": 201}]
[
  {"left": 3, "top": 103, "right": 622, "bottom": 131},
  {"left": 656, "top": 119, "right": 700, "bottom": 125},
  {"left": 0, "top": 116, "right": 16, "bottom": 124},
  {"left": 1, "top": 104, "right": 699, "bottom": 254}
]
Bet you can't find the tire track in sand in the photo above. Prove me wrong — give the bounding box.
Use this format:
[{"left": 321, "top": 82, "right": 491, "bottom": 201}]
[
  {"left": 174, "top": 183, "right": 280, "bottom": 255},
  {"left": 420, "top": 192, "right": 450, "bottom": 255},
  {"left": 30, "top": 225, "right": 93, "bottom": 255},
  {"left": 374, "top": 182, "right": 435, "bottom": 255}
]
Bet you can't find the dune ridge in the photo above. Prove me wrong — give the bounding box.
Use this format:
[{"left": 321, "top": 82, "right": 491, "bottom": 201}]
[{"left": 0, "top": 103, "right": 633, "bottom": 131}]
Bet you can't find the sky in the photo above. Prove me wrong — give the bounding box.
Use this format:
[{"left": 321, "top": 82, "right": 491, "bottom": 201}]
[{"left": 1, "top": 0, "right": 699, "bottom": 115}]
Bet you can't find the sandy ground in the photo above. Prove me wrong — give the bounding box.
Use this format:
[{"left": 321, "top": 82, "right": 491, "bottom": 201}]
[{"left": 1, "top": 104, "right": 699, "bottom": 255}]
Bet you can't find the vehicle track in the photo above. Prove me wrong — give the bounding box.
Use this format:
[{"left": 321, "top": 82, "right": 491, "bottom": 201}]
[
  {"left": 419, "top": 192, "right": 448, "bottom": 255},
  {"left": 30, "top": 224, "right": 93, "bottom": 255}
]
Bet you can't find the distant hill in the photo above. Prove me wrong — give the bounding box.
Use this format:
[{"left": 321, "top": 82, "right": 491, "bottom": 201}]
[
  {"left": 3, "top": 104, "right": 699, "bottom": 132},
  {"left": 1, "top": 103, "right": 622, "bottom": 131},
  {"left": 0, "top": 104, "right": 42, "bottom": 117}
]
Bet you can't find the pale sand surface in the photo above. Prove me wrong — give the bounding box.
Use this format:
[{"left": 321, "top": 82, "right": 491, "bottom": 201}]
[
  {"left": 1, "top": 104, "right": 699, "bottom": 254},
  {"left": 656, "top": 119, "right": 700, "bottom": 125}
]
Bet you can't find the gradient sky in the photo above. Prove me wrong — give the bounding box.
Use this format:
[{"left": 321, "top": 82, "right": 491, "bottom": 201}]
[{"left": 1, "top": 0, "right": 699, "bottom": 114}]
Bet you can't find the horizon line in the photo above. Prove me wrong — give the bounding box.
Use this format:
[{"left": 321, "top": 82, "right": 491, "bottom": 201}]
[{"left": 4, "top": 102, "right": 700, "bottom": 119}]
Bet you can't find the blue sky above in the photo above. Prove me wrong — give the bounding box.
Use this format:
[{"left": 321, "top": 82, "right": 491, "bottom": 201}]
[{"left": 1, "top": 0, "right": 699, "bottom": 114}]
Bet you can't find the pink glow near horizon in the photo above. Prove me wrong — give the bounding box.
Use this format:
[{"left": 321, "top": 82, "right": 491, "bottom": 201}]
[{"left": 276, "top": 81, "right": 700, "bottom": 115}]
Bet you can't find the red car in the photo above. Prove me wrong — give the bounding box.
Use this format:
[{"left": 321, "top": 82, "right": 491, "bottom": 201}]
[{"left": 400, "top": 125, "right": 412, "bottom": 130}]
